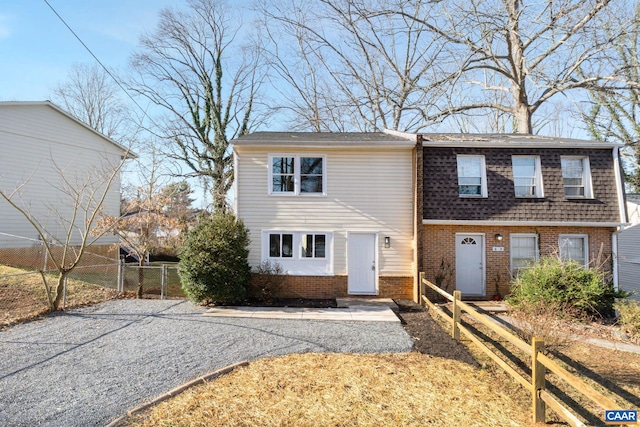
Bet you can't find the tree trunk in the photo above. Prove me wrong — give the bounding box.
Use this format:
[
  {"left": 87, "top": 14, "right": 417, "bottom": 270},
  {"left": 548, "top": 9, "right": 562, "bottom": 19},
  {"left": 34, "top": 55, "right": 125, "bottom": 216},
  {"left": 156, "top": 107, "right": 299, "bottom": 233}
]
[
  {"left": 52, "top": 272, "right": 67, "bottom": 311},
  {"left": 137, "top": 259, "right": 145, "bottom": 298},
  {"left": 514, "top": 104, "right": 533, "bottom": 134}
]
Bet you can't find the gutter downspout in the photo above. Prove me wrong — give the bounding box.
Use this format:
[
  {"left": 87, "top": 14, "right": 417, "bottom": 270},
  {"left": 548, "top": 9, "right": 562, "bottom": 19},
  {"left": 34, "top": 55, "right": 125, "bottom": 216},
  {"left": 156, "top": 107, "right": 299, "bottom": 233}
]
[{"left": 612, "top": 146, "right": 627, "bottom": 291}]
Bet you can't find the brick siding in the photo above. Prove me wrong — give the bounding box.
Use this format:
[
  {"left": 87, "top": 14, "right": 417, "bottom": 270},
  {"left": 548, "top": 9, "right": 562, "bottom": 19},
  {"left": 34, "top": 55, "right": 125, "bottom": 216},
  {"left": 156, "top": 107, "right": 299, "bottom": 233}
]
[
  {"left": 422, "top": 224, "right": 615, "bottom": 299},
  {"left": 250, "top": 274, "right": 414, "bottom": 300}
]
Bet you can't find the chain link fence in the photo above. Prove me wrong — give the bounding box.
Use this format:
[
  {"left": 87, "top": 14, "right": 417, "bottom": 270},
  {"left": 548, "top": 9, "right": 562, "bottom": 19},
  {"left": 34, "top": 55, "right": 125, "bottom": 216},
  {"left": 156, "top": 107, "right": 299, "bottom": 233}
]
[{"left": 1, "top": 232, "right": 183, "bottom": 326}]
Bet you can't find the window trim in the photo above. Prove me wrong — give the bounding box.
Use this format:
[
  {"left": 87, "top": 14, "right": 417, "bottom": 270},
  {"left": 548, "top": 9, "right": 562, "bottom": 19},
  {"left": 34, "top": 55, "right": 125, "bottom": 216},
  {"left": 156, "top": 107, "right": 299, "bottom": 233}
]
[
  {"left": 558, "top": 234, "right": 589, "bottom": 266},
  {"left": 456, "top": 155, "right": 488, "bottom": 198},
  {"left": 268, "top": 154, "right": 327, "bottom": 196},
  {"left": 512, "top": 156, "right": 544, "bottom": 198},
  {"left": 510, "top": 233, "right": 539, "bottom": 275},
  {"left": 561, "top": 156, "right": 593, "bottom": 199}
]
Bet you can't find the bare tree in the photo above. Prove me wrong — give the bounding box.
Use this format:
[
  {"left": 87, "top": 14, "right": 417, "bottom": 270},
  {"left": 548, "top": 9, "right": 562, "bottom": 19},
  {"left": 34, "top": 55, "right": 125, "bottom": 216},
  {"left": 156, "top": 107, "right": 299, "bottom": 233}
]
[
  {"left": 51, "top": 63, "right": 133, "bottom": 142},
  {"left": 260, "top": 0, "right": 448, "bottom": 132},
  {"left": 129, "top": 0, "right": 262, "bottom": 212},
  {"left": 385, "top": 0, "right": 635, "bottom": 134},
  {"left": 583, "top": 3, "right": 640, "bottom": 191},
  {"left": 0, "top": 158, "right": 125, "bottom": 311},
  {"left": 97, "top": 145, "right": 183, "bottom": 297}
]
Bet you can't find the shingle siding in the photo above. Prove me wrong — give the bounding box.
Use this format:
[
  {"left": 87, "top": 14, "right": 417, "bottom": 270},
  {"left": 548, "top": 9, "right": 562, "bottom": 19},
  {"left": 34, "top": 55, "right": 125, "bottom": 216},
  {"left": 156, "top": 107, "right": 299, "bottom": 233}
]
[{"left": 423, "top": 147, "right": 620, "bottom": 222}]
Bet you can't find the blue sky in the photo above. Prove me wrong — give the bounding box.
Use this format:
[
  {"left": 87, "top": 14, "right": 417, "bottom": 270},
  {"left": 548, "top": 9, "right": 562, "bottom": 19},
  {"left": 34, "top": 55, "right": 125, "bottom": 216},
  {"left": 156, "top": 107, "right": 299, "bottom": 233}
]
[{"left": 0, "top": 0, "right": 181, "bottom": 101}]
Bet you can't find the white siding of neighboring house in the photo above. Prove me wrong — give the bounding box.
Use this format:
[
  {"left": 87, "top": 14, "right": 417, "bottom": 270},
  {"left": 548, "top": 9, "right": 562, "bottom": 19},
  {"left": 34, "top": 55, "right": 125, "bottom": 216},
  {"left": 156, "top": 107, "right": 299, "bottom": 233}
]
[
  {"left": 618, "top": 223, "right": 640, "bottom": 301},
  {"left": 0, "top": 103, "right": 124, "bottom": 249},
  {"left": 627, "top": 194, "right": 640, "bottom": 225},
  {"left": 234, "top": 146, "right": 414, "bottom": 277}
]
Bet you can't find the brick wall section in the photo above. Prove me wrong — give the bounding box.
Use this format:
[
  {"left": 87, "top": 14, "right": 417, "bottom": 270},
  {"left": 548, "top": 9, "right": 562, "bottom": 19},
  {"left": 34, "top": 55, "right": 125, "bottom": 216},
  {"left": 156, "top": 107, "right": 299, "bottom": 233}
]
[
  {"left": 422, "top": 224, "right": 615, "bottom": 299},
  {"left": 250, "top": 274, "right": 414, "bottom": 300},
  {"left": 423, "top": 147, "right": 621, "bottom": 222}
]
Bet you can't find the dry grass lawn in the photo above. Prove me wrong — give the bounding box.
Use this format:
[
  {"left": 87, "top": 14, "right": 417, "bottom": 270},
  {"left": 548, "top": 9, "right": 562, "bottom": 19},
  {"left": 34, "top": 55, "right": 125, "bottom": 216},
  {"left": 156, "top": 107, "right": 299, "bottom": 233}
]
[
  {"left": 0, "top": 265, "right": 118, "bottom": 327},
  {"left": 127, "top": 352, "right": 532, "bottom": 427}
]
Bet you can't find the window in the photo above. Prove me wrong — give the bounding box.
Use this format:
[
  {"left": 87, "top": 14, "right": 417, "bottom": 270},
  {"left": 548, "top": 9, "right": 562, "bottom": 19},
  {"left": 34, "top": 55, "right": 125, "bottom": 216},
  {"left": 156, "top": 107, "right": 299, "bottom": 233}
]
[
  {"left": 561, "top": 157, "right": 592, "bottom": 198},
  {"left": 559, "top": 235, "right": 588, "bottom": 266},
  {"left": 263, "top": 231, "right": 333, "bottom": 275},
  {"left": 269, "top": 154, "right": 326, "bottom": 195},
  {"left": 269, "top": 233, "right": 293, "bottom": 258},
  {"left": 510, "top": 234, "right": 539, "bottom": 274},
  {"left": 512, "top": 156, "right": 543, "bottom": 197},
  {"left": 457, "top": 155, "right": 487, "bottom": 197},
  {"left": 271, "top": 157, "right": 295, "bottom": 193},
  {"left": 301, "top": 234, "right": 326, "bottom": 258}
]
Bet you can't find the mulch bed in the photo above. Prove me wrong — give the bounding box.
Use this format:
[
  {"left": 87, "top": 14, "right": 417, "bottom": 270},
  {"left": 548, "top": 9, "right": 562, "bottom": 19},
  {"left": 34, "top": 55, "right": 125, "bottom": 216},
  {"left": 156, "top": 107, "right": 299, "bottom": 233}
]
[{"left": 394, "top": 299, "right": 480, "bottom": 366}]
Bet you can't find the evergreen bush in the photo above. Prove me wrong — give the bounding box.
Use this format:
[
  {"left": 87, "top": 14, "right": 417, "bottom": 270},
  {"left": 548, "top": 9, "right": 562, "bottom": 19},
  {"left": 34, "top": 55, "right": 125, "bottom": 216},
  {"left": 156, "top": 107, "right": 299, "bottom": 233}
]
[
  {"left": 179, "top": 214, "right": 251, "bottom": 304},
  {"left": 508, "top": 256, "right": 627, "bottom": 319}
]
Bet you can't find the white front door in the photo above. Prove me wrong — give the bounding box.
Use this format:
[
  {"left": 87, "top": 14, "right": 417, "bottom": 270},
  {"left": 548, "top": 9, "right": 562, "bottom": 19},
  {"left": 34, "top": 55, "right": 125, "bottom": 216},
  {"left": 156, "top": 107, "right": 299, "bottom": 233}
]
[
  {"left": 455, "top": 234, "right": 485, "bottom": 296},
  {"left": 348, "top": 232, "right": 377, "bottom": 294}
]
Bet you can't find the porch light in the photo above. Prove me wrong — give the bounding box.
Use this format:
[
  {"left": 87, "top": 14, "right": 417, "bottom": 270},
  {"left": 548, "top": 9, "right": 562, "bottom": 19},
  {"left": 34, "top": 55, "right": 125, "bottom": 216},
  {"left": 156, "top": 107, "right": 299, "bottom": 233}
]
[
  {"left": 495, "top": 234, "right": 503, "bottom": 241},
  {"left": 384, "top": 236, "right": 391, "bottom": 248}
]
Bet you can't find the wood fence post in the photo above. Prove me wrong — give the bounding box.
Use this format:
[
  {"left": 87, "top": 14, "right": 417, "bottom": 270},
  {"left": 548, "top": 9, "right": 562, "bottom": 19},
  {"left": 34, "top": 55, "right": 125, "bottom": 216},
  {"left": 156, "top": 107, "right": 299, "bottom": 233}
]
[
  {"left": 532, "top": 337, "right": 546, "bottom": 424},
  {"left": 452, "top": 290, "right": 461, "bottom": 340},
  {"left": 419, "top": 272, "right": 425, "bottom": 306}
]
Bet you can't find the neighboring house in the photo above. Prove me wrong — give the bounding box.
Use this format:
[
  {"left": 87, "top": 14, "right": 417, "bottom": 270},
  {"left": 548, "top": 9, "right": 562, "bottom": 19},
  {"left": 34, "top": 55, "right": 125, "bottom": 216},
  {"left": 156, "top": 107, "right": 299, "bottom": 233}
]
[
  {"left": 233, "top": 131, "right": 419, "bottom": 300},
  {"left": 627, "top": 194, "right": 640, "bottom": 225},
  {"left": 0, "top": 101, "right": 133, "bottom": 266},
  {"left": 420, "top": 134, "right": 627, "bottom": 300},
  {"left": 617, "top": 223, "right": 640, "bottom": 301},
  {"left": 617, "top": 193, "right": 640, "bottom": 300}
]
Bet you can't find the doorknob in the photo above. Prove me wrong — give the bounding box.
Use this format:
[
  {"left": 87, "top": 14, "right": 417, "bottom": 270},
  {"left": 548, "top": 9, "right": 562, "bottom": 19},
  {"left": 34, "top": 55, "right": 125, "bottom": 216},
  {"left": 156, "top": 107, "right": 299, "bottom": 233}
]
[{"left": 371, "top": 261, "right": 376, "bottom": 271}]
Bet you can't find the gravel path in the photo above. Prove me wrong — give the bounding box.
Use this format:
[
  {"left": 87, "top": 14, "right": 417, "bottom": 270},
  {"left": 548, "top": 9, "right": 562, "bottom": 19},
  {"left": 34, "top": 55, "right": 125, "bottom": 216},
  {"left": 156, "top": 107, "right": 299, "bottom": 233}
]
[{"left": 0, "top": 299, "right": 413, "bottom": 427}]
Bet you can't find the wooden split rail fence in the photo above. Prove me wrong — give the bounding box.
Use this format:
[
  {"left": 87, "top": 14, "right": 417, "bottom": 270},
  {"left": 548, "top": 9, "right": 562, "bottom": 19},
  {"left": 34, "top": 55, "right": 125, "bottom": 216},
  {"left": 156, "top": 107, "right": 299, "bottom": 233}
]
[{"left": 419, "top": 273, "right": 621, "bottom": 427}]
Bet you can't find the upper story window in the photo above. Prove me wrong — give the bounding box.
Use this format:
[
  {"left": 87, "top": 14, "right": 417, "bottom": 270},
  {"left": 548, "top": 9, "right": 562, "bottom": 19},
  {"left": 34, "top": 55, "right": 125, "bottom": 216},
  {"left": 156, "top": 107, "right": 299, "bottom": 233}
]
[
  {"left": 269, "top": 155, "right": 326, "bottom": 195},
  {"left": 512, "top": 156, "right": 543, "bottom": 198},
  {"left": 559, "top": 234, "right": 588, "bottom": 266},
  {"left": 457, "top": 155, "right": 487, "bottom": 197},
  {"left": 561, "top": 157, "right": 592, "bottom": 198}
]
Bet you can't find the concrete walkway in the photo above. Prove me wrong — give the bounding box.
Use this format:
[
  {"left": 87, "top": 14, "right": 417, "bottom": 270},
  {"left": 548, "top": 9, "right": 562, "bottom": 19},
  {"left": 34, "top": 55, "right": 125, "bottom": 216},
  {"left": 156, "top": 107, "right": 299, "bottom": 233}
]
[{"left": 204, "top": 298, "right": 400, "bottom": 322}]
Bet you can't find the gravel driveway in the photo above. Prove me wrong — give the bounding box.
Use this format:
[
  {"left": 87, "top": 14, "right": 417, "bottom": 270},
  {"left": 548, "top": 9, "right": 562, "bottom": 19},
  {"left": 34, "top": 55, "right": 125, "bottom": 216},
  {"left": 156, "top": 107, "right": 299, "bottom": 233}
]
[{"left": 0, "top": 299, "right": 413, "bottom": 427}]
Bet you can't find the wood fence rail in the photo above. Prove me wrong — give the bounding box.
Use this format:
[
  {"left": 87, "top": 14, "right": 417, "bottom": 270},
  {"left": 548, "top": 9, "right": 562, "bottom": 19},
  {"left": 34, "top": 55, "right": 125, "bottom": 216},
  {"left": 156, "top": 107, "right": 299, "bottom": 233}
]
[{"left": 419, "top": 273, "right": 621, "bottom": 426}]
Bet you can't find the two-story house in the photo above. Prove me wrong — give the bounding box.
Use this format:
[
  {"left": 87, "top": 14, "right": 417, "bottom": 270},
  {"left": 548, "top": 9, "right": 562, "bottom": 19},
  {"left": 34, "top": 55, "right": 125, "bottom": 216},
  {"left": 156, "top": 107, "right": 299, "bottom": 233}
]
[
  {"left": 420, "top": 134, "right": 627, "bottom": 300},
  {"left": 234, "top": 132, "right": 627, "bottom": 302},
  {"left": 233, "top": 131, "right": 419, "bottom": 300}
]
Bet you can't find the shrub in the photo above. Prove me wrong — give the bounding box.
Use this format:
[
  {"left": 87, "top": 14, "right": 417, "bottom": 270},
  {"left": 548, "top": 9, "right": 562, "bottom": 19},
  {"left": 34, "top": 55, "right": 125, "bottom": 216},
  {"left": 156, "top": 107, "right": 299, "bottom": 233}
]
[
  {"left": 178, "top": 214, "right": 251, "bottom": 304},
  {"left": 614, "top": 299, "right": 640, "bottom": 339},
  {"left": 250, "top": 260, "right": 286, "bottom": 303},
  {"left": 508, "top": 256, "right": 627, "bottom": 320}
]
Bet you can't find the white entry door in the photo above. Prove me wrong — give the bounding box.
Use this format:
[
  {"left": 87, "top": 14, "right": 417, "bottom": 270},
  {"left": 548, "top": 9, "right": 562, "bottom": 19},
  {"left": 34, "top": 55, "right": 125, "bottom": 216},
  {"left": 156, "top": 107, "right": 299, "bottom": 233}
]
[
  {"left": 455, "top": 234, "right": 485, "bottom": 296},
  {"left": 347, "top": 232, "right": 377, "bottom": 294}
]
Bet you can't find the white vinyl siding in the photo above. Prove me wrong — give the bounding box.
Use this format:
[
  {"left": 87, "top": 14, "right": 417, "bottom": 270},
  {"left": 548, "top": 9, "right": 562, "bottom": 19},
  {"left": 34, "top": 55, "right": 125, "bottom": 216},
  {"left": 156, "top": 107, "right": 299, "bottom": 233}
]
[
  {"left": 512, "top": 156, "right": 543, "bottom": 198},
  {"left": 561, "top": 157, "right": 592, "bottom": 198},
  {"left": 618, "top": 224, "right": 640, "bottom": 301},
  {"left": 559, "top": 234, "right": 589, "bottom": 266},
  {"left": 236, "top": 146, "right": 414, "bottom": 276},
  {"left": 0, "top": 104, "right": 123, "bottom": 248},
  {"left": 457, "top": 155, "right": 487, "bottom": 197},
  {"left": 510, "top": 234, "right": 539, "bottom": 274}
]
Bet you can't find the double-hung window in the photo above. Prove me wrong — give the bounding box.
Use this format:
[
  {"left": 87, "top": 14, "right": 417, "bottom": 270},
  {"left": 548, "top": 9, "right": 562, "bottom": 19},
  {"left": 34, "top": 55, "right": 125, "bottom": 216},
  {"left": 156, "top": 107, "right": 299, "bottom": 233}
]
[
  {"left": 457, "top": 155, "right": 487, "bottom": 197},
  {"left": 269, "top": 155, "right": 326, "bottom": 195},
  {"left": 512, "top": 156, "right": 543, "bottom": 197},
  {"left": 559, "top": 235, "right": 589, "bottom": 266},
  {"left": 510, "top": 234, "right": 539, "bottom": 275},
  {"left": 561, "top": 157, "right": 592, "bottom": 198}
]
